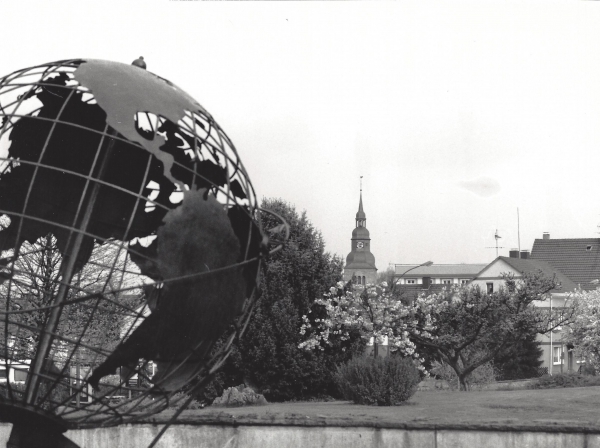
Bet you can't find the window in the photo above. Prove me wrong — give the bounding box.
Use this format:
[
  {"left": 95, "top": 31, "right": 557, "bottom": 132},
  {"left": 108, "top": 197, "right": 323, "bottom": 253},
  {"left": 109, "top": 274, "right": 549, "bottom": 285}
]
[
  {"left": 486, "top": 283, "right": 494, "bottom": 294},
  {"left": 460, "top": 279, "right": 470, "bottom": 285},
  {"left": 357, "top": 276, "right": 361, "bottom": 285},
  {"left": 405, "top": 279, "right": 416, "bottom": 284},
  {"left": 0, "top": 370, "right": 6, "bottom": 381},
  {"left": 553, "top": 346, "right": 563, "bottom": 365},
  {"left": 362, "top": 276, "right": 366, "bottom": 285},
  {"left": 442, "top": 279, "right": 452, "bottom": 285},
  {"left": 13, "top": 368, "right": 28, "bottom": 382}
]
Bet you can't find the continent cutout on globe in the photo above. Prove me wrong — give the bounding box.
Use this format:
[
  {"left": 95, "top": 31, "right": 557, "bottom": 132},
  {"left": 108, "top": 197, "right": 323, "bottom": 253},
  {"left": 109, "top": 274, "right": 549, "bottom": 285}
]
[{"left": 73, "top": 59, "right": 204, "bottom": 186}]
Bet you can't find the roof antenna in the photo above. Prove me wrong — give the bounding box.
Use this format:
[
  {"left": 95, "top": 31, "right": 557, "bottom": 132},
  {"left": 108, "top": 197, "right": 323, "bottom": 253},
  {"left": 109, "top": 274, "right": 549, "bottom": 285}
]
[
  {"left": 517, "top": 207, "right": 521, "bottom": 257},
  {"left": 486, "top": 229, "right": 505, "bottom": 258}
]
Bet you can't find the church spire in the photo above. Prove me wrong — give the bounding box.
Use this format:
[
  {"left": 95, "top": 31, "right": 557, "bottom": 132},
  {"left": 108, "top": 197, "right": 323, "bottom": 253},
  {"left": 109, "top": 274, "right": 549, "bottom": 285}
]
[{"left": 356, "top": 176, "right": 366, "bottom": 224}]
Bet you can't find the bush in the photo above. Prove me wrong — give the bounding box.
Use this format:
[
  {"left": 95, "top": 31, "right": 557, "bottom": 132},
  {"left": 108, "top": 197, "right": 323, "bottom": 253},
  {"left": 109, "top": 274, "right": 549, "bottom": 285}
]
[
  {"left": 430, "top": 360, "right": 497, "bottom": 391},
  {"left": 529, "top": 373, "right": 600, "bottom": 389},
  {"left": 211, "top": 384, "right": 268, "bottom": 408},
  {"left": 334, "top": 356, "right": 420, "bottom": 406}
]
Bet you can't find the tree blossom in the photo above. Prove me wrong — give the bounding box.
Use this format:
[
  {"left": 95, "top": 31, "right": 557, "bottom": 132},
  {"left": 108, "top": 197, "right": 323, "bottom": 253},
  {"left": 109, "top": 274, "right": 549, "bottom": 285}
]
[
  {"left": 299, "top": 282, "right": 437, "bottom": 371},
  {"left": 562, "top": 288, "right": 600, "bottom": 370}
]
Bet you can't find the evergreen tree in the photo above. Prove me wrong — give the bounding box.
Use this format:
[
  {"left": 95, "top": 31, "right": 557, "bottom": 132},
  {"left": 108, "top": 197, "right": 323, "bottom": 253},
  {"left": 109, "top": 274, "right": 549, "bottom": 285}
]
[
  {"left": 493, "top": 334, "right": 544, "bottom": 380},
  {"left": 204, "top": 199, "right": 362, "bottom": 402}
]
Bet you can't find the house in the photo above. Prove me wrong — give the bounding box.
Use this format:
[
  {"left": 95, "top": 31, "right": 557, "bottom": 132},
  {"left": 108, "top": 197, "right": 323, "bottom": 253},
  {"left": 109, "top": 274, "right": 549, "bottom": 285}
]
[
  {"left": 0, "top": 359, "right": 30, "bottom": 384},
  {"left": 390, "top": 263, "right": 487, "bottom": 304},
  {"left": 469, "top": 252, "right": 578, "bottom": 374},
  {"left": 469, "top": 255, "right": 576, "bottom": 295},
  {"left": 393, "top": 263, "right": 487, "bottom": 287}
]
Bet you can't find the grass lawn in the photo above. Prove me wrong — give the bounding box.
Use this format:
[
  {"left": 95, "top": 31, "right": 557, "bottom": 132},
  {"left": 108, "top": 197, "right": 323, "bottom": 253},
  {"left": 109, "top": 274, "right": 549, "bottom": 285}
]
[{"left": 157, "top": 386, "right": 600, "bottom": 430}]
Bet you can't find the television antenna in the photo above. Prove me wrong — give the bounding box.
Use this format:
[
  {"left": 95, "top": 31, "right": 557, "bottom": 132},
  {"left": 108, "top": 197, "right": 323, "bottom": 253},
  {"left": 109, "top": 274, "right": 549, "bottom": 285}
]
[{"left": 486, "top": 229, "right": 505, "bottom": 257}]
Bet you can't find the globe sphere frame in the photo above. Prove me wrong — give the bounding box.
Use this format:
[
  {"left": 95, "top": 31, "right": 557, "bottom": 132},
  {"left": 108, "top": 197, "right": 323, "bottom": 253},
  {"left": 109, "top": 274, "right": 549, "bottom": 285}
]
[{"left": 0, "top": 59, "right": 288, "bottom": 447}]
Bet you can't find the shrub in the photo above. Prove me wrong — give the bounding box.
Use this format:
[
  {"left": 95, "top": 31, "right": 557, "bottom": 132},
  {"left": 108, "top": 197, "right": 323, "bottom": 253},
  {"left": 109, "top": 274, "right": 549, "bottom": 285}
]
[
  {"left": 430, "top": 360, "right": 497, "bottom": 391},
  {"left": 212, "top": 384, "right": 268, "bottom": 407},
  {"left": 334, "top": 356, "right": 420, "bottom": 406},
  {"left": 529, "top": 373, "right": 600, "bottom": 389}
]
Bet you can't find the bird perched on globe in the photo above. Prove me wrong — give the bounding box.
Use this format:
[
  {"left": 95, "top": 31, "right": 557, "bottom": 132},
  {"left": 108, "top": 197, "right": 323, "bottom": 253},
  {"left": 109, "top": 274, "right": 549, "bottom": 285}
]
[{"left": 0, "top": 58, "right": 284, "bottom": 448}]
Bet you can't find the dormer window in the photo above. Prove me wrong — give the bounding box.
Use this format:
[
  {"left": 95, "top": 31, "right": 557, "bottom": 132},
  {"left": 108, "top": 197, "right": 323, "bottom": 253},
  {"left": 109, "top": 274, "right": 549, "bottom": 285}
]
[{"left": 587, "top": 246, "right": 593, "bottom": 251}]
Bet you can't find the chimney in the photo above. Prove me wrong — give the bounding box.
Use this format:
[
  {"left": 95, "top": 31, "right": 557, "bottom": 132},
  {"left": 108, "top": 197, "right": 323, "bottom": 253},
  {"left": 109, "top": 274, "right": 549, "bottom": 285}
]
[
  {"left": 543, "top": 232, "right": 550, "bottom": 240},
  {"left": 509, "top": 249, "right": 520, "bottom": 258},
  {"left": 520, "top": 250, "right": 530, "bottom": 259}
]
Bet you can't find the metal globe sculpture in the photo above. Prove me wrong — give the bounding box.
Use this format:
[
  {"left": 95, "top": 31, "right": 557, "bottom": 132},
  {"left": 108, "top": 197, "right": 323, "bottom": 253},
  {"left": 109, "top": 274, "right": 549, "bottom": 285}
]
[{"left": 0, "top": 59, "right": 286, "bottom": 447}]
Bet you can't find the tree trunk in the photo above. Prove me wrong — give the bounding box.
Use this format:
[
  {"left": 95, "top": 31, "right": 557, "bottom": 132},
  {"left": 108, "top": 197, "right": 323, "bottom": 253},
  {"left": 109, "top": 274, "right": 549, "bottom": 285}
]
[
  {"left": 458, "top": 374, "right": 470, "bottom": 391},
  {"left": 373, "top": 342, "right": 379, "bottom": 358}
]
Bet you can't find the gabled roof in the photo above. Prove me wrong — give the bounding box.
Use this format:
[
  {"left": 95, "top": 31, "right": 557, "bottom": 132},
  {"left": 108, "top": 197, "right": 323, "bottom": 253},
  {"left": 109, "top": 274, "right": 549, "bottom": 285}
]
[
  {"left": 477, "top": 256, "right": 577, "bottom": 293},
  {"left": 394, "top": 264, "right": 487, "bottom": 277},
  {"left": 530, "top": 238, "right": 600, "bottom": 291}
]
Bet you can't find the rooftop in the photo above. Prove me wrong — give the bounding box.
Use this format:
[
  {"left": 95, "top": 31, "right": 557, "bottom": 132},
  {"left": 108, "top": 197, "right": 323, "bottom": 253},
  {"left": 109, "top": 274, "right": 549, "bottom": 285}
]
[
  {"left": 495, "top": 256, "right": 577, "bottom": 293},
  {"left": 530, "top": 238, "right": 600, "bottom": 291},
  {"left": 393, "top": 264, "right": 487, "bottom": 277}
]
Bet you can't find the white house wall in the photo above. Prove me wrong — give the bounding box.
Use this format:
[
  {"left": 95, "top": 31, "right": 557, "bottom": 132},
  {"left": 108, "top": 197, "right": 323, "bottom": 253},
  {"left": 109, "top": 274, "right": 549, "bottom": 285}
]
[{"left": 470, "top": 259, "right": 518, "bottom": 292}]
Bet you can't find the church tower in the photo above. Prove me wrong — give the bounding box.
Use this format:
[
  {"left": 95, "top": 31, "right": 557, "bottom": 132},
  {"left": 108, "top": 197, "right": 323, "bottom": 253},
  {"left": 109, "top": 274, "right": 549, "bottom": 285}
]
[{"left": 343, "top": 181, "right": 377, "bottom": 286}]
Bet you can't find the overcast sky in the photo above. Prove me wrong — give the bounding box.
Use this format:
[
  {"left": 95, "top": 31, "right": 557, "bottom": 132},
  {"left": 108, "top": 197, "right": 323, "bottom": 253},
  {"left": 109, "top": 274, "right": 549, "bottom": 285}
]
[{"left": 3, "top": 1, "right": 600, "bottom": 271}]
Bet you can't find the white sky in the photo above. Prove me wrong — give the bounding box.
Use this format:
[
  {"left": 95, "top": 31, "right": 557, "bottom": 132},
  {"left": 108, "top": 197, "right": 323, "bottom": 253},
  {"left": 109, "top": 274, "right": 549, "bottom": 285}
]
[{"left": 3, "top": 1, "right": 600, "bottom": 270}]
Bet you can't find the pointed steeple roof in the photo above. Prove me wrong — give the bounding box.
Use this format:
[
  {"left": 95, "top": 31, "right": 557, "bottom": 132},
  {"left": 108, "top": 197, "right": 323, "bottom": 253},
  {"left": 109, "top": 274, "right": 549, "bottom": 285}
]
[{"left": 356, "top": 191, "right": 366, "bottom": 220}]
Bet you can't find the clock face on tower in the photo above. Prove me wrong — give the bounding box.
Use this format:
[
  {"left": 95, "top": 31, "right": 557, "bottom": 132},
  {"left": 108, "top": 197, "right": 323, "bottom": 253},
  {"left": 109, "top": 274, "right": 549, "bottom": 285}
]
[{"left": 356, "top": 241, "right": 364, "bottom": 248}]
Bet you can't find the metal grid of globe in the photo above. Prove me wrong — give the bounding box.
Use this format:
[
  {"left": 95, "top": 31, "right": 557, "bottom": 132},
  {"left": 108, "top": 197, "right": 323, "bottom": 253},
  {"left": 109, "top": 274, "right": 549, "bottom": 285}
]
[{"left": 0, "top": 58, "right": 288, "bottom": 447}]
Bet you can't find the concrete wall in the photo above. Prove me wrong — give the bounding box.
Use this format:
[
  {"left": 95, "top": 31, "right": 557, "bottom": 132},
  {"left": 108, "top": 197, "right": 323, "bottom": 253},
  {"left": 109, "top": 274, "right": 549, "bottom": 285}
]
[
  {"left": 0, "top": 423, "right": 599, "bottom": 448},
  {"left": 65, "top": 425, "right": 600, "bottom": 448}
]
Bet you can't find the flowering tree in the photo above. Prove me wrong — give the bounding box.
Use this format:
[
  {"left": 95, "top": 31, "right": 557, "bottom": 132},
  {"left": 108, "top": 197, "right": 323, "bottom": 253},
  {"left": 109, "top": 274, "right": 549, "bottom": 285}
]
[
  {"left": 299, "top": 281, "right": 437, "bottom": 371},
  {"left": 562, "top": 288, "right": 600, "bottom": 371},
  {"left": 411, "top": 271, "right": 570, "bottom": 391}
]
